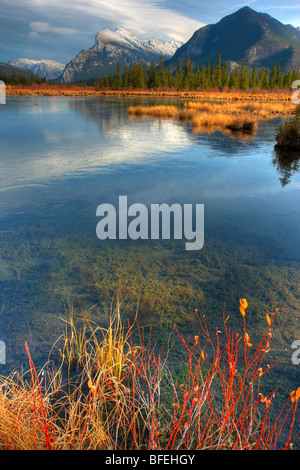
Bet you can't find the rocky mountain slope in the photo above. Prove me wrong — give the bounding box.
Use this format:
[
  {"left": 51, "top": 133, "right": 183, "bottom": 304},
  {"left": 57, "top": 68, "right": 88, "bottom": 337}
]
[
  {"left": 58, "top": 27, "right": 182, "bottom": 82},
  {"left": 165, "top": 7, "right": 300, "bottom": 72},
  {"left": 0, "top": 62, "right": 37, "bottom": 79}
]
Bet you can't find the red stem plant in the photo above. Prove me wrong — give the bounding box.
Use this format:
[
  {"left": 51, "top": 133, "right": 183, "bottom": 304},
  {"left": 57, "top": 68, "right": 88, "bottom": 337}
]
[{"left": 0, "top": 298, "right": 298, "bottom": 450}]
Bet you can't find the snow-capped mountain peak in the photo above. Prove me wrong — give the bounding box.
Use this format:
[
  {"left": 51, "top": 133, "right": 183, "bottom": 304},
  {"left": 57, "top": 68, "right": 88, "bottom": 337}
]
[
  {"left": 92, "top": 27, "right": 183, "bottom": 57},
  {"left": 8, "top": 58, "right": 65, "bottom": 80},
  {"left": 59, "top": 26, "right": 183, "bottom": 82}
]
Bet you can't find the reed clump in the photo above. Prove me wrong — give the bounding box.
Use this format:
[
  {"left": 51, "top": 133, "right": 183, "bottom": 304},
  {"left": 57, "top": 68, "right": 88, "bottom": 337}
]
[
  {"left": 192, "top": 112, "right": 258, "bottom": 133},
  {"left": 0, "top": 298, "right": 298, "bottom": 450},
  {"left": 128, "top": 105, "right": 180, "bottom": 118},
  {"left": 128, "top": 99, "right": 293, "bottom": 135}
]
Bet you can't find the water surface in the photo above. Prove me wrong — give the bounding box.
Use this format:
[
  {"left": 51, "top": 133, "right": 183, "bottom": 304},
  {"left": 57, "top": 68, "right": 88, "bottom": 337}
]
[{"left": 0, "top": 96, "right": 299, "bottom": 393}]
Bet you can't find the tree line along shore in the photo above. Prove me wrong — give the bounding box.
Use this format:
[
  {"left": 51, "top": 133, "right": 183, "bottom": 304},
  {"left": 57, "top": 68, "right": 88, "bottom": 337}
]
[{"left": 2, "top": 53, "right": 300, "bottom": 94}]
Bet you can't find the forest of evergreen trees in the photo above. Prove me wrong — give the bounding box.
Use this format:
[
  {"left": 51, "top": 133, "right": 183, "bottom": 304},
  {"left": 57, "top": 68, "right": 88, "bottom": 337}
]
[
  {"left": 92, "top": 54, "right": 300, "bottom": 92},
  {"left": 0, "top": 72, "right": 48, "bottom": 85},
  {"left": 2, "top": 53, "right": 299, "bottom": 91}
]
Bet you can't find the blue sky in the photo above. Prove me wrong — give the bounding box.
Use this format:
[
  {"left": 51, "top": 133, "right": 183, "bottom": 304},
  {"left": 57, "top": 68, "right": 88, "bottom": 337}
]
[{"left": 1, "top": 0, "right": 300, "bottom": 64}]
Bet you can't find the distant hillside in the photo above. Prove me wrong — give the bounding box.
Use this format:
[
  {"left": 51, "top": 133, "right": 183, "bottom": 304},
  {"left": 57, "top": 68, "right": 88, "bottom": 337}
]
[
  {"left": 0, "top": 62, "right": 37, "bottom": 79},
  {"left": 8, "top": 59, "right": 65, "bottom": 80},
  {"left": 58, "top": 27, "right": 182, "bottom": 82},
  {"left": 165, "top": 7, "right": 300, "bottom": 72}
]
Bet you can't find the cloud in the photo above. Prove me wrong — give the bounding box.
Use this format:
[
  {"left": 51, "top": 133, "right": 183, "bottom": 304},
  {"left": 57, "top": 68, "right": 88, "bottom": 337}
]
[
  {"left": 226, "top": 0, "right": 257, "bottom": 12},
  {"left": 71, "top": 0, "right": 205, "bottom": 41},
  {"left": 30, "top": 21, "right": 78, "bottom": 36},
  {"left": 17, "top": 0, "right": 204, "bottom": 42}
]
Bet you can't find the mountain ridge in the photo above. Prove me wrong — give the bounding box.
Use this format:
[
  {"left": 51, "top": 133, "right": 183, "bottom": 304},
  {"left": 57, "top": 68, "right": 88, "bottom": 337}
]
[
  {"left": 0, "top": 62, "right": 38, "bottom": 79},
  {"left": 8, "top": 59, "right": 65, "bottom": 80},
  {"left": 58, "top": 27, "right": 182, "bottom": 82},
  {"left": 165, "top": 7, "right": 300, "bottom": 72}
]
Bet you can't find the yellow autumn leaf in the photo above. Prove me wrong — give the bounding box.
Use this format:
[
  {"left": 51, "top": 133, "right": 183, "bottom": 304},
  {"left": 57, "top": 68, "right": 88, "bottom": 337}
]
[
  {"left": 244, "top": 332, "right": 252, "bottom": 347},
  {"left": 239, "top": 298, "right": 248, "bottom": 309},
  {"left": 266, "top": 313, "right": 272, "bottom": 327},
  {"left": 239, "top": 306, "right": 246, "bottom": 317}
]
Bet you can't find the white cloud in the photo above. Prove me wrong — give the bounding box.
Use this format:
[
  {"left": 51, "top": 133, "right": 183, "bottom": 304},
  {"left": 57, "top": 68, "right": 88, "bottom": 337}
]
[
  {"left": 30, "top": 21, "right": 78, "bottom": 36},
  {"left": 20, "top": 0, "right": 204, "bottom": 42},
  {"left": 226, "top": 0, "right": 257, "bottom": 13},
  {"left": 67, "top": 0, "right": 205, "bottom": 41}
]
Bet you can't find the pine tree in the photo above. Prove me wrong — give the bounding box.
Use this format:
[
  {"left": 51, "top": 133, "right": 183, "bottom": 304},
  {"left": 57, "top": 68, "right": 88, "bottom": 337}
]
[
  {"left": 167, "top": 65, "right": 174, "bottom": 88},
  {"left": 240, "top": 66, "right": 249, "bottom": 90},
  {"left": 262, "top": 68, "right": 270, "bottom": 89},
  {"left": 183, "top": 54, "right": 194, "bottom": 90},
  {"left": 249, "top": 66, "right": 257, "bottom": 89},
  {"left": 148, "top": 61, "right": 159, "bottom": 88},
  {"left": 206, "top": 61, "right": 211, "bottom": 89},
  {"left": 174, "top": 59, "right": 184, "bottom": 89},
  {"left": 277, "top": 65, "right": 284, "bottom": 88},
  {"left": 221, "top": 63, "right": 230, "bottom": 88},
  {"left": 214, "top": 53, "right": 222, "bottom": 90},
  {"left": 283, "top": 71, "right": 292, "bottom": 88},
  {"left": 116, "top": 62, "right": 122, "bottom": 88},
  {"left": 270, "top": 63, "right": 278, "bottom": 90},
  {"left": 158, "top": 56, "right": 167, "bottom": 87},
  {"left": 229, "top": 69, "right": 240, "bottom": 90},
  {"left": 122, "top": 67, "right": 130, "bottom": 88},
  {"left": 200, "top": 65, "right": 207, "bottom": 90},
  {"left": 194, "top": 64, "right": 201, "bottom": 90}
]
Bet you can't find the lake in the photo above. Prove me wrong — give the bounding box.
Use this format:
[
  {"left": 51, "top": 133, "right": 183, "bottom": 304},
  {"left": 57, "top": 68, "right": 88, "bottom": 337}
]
[{"left": 0, "top": 95, "right": 299, "bottom": 394}]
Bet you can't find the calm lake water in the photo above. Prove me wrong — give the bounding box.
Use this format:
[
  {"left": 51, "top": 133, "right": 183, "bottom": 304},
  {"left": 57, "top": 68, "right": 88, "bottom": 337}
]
[{"left": 0, "top": 96, "right": 299, "bottom": 394}]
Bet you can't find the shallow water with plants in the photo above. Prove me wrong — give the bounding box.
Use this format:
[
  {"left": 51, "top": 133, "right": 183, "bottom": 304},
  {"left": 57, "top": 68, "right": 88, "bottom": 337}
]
[{"left": 0, "top": 96, "right": 299, "bottom": 409}]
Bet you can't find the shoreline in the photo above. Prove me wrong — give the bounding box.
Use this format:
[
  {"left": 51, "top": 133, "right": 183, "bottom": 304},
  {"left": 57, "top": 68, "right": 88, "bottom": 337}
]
[{"left": 5, "top": 84, "right": 292, "bottom": 101}]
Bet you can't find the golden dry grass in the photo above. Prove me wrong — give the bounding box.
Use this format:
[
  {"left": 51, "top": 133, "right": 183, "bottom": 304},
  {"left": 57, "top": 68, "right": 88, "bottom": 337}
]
[
  {"left": 128, "top": 98, "right": 294, "bottom": 135},
  {"left": 128, "top": 105, "right": 179, "bottom": 117},
  {"left": 0, "top": 300, "right": 299, "bottom": 450},
  {"left": 6, "top": 84, "right": 292, "bottom": 102}
]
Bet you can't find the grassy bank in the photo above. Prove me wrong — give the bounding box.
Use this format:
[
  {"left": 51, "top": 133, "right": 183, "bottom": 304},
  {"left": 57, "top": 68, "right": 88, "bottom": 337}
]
[
  {"left": 5, "top": 84, "right": 292, "bottom": 101},
  {"left": 0, "top": 298, "right": 298, "bottom": 450}
]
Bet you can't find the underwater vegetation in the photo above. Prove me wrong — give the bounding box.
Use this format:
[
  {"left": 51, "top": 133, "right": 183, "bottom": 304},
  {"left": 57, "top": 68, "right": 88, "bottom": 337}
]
[{"left": 0, "top": 227, "right": 299, "bottom": 390}]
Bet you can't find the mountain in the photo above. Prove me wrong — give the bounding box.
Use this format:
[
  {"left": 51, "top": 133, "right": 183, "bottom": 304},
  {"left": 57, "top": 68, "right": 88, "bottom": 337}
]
[
  {"left": 0, "top": 62, "right": 37, "bottom": 79},
  {"left": 8, "top": 59, "right": 65, "bottom": 80},
  {"left": 165, "top": 7, "right": 300, "bottom": 72},
  {"left": 58, "top": 27, "right": 182, "bottom": 82}
]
